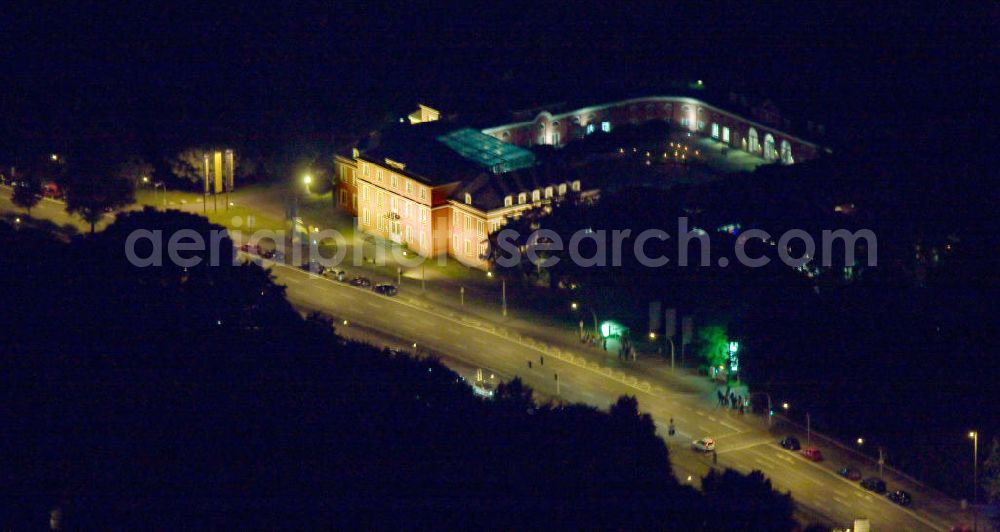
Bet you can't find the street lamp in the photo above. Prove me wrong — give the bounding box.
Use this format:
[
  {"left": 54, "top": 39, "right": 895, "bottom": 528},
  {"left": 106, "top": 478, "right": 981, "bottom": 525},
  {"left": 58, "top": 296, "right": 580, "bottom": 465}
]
[
  {"left": 856, "top": 437, "right": 864, "bottom": 446},
  {"left": 570, "top": 301, "right": 599, "bottom": 339},
  {"left": 782, "top": 402, "right": 789, "bottom": 411},
  {"left": 970, "top": 430, "right": 979, "bottom": 529}
]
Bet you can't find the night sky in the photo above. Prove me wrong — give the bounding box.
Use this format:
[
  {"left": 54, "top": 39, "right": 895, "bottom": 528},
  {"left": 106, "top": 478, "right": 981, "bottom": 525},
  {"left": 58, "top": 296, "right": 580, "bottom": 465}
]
[{"left": 2, "top": 2, "right": 995, "bottom": 162}]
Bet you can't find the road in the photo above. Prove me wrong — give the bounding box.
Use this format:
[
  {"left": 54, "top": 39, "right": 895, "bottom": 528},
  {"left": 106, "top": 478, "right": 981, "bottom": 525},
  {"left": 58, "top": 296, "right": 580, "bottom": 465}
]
[
  {"left": 0, "top": 186, "right": 975, "bottom": 530},
  {"left": 265, "top": 257, "right": 958, "bottom": 531}
]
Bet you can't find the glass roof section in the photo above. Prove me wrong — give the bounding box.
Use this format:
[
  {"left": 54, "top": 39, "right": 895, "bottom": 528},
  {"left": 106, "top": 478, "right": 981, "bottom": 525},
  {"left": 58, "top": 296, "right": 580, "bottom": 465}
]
[{"left": 437, "top": 128, "right": 535, "bottom": 174}]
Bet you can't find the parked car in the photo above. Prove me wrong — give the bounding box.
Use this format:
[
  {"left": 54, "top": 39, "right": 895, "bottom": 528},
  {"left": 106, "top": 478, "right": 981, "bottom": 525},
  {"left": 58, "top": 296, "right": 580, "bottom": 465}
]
[
  {"left": 373, "top": 283, "right": 398, "bottom": 296},
  {"left": 323, "top": 269, "right": 347, "bottom": 282},
  {"left": 350, "top": 276, "right": 372, "bottom": 288},
  {"left": 860, "top": 477, "right": 887, "bottom": 493},
  {"left": 691, "top": 437, "right": 716, "bottom": 452},
  {"left": 779, "top": 436, "right": 801, "bottom": 451},
  {"left": 887, "top": 489, "right": 912, "bottom": 506},
  {"left": 260, "top": 249, "right": 276, "bottom": 259},
  {"left": 838, "top": 466, "right": 862, "bottom": 480},
  {"left": 800, "top": 447, "right": 824, "bottom": 461},
  {"left": 300, "top": 260, "right": 326, "bottom": 274}
]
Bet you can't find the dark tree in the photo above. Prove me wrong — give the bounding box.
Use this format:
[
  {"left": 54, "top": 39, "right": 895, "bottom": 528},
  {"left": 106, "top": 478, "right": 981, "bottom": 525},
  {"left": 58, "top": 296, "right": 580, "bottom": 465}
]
[
  {"left": 64, "top": 171, "right": 135, "bottom": 232},
  {"left": 702, "top": 468, "right": 796, "bottom": 531},
  {"left": 10, "top": 174, "right": 42, "bottom": 214}
]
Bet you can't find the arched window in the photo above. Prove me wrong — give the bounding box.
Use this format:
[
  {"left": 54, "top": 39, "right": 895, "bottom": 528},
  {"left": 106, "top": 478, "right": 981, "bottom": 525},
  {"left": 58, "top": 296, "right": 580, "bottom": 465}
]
[
  {"left": 571, "top": 180, "right": 581, "bottom": 192},
  {"left": 558, "top": 184, "right": 567, "bottom": 195},
  {"left": 532, "top": 189, "right": 541, "bottom": 202},
  {"left": 504, "top": 195, "right": 513, "bottom": 207},
  {"left": 780, "top": 140, "right": 794, "bottom": 164},
  {"left": 518, "top": 192, "right": 527, "bottom": 205},
  {"left": 544, "top": 186, "right": 553, "bottom": 199},
  {"left": 748, "top": 128, "right": 760, "bottom": 154},
  {"left": 464, "top": 193, "right": 472, "bottom": 204},
  {"left": 763, "top": 133, "right": 777, "bottom": 161}
]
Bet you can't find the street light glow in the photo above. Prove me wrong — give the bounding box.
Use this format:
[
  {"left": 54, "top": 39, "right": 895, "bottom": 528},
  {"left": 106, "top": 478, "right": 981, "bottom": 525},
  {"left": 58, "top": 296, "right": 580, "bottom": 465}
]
[
  {"left": 969, "top": 431, "right": 977, "bottom": 439},
  {"left": 570, "top": 302, "right": 578, "bottom": 310},
  {"left": 303, "top": 174, "right": 312, "bottom": 185},
  {"left": 782, "top": 402, "right": 789, "bottom": 410},
  {"left": 857, "top": 437, "right": 864, "bottom": 445},
  {"left": 648, "top": 332, "right": 656, "bottom": 340}
]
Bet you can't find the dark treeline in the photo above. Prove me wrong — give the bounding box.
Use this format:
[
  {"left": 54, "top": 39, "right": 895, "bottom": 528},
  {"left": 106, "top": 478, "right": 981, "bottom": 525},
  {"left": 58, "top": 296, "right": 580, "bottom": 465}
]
[{"left": 1, "top": 209, "right": 795, "bottom": 529}]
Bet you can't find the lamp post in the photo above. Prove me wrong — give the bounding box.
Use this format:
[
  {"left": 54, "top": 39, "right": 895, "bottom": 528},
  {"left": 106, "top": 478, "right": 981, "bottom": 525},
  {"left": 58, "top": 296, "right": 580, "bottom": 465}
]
[
  {"left": 154, "top": 182, "right": 166, "bottom": 208},
  {"left": 970, "top": 430, "right": 979, "bottom": 530},
  {"left": 571, "top": 301, "right": 599, "bottom": 338},
  {"left": 293, "top": 174, "right": 312, "bottom": 242}
]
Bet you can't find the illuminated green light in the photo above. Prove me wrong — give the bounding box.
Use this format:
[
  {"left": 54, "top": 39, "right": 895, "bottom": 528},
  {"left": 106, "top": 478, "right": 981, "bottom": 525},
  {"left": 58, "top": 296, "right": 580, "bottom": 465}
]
[{"left": 600, "top": 320, "right": 626, "bottom": 338}]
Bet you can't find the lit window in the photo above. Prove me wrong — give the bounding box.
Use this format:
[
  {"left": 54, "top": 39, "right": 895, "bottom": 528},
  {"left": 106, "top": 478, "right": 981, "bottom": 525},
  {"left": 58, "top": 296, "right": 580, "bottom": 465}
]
[
  {"left": 464, "top": 193, "right": 472, "bottom": 205},
  {"left": 362, "top": 208, "right": 370, "bottom": 226},
  {"left": 504, "top": 195, "right": 513, "bottom": 207},
  {"left": 377, "top": 192, "right": 384, "bottom": 207},
  {"left": 697, "top": 121, "right": 705, "bottom": 130},
  {"left": 601, "top": 121, "right": 611, "bottom": 133},
  {"left": 464, "top": 214, "right": 471, "bottom": 231},
  {"left": 552, "top": 132, "right": 560, "bottom": 145},
  {"left": 545, "top": 186, "right": 553, "bottom": 199},
  {"left": 405, "top": 180, "right": 413, "bottom": 194},
  {"left": 464, "top": 239, "right": 472, "bottom": 256},
  {"left": 571, "top": 180, "right": 581, "bottom": 192},
  {"left": 680, "top": 117, "right": 690, "bottom": 127},
  {"left": 722, "top": 126, "right": 730, "bottom": 143},
  {"left": 363, "top": 163, "right": 370, "bottom": 176},
  {"left": 711, "top": 123, "right": 720, "bottom": 139},
  {"left": 586, "top": 123, "right": 595, "bottom": 135},
  {"left": 419, "top": 187, "right": 427, "bottom": 200},
  {"left": 477, "top": 219, "right": 485, "bottom": 236},
  {"left": 453, "top": 210, "right": 460, "bottom": 227},
  {"left": 532, "top": 189, "right": 541, "bottom": 202},
  {"left": 390, "top": 173, "right": 399, "bottom": 188},
  {"left": 453, "top": 235, "right": 459, "bottom": 250},
  {"left": 390, "top": 196, "right": 398, "bottom": 212},
  {"left": 376, "top": 168, "right": 383, "bottom": 182},
  {"left": 518, "top": 193, "right": 527, "bottom": 204},
  {"left": 558, "top": 184, "right": 567, "bottom": 195}
]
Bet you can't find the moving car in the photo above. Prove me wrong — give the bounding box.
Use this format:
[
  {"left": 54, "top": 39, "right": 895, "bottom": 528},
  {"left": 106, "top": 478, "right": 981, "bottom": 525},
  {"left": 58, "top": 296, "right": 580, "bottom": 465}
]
[
  {"left": 779, "top": 436, "right": 801, "bottom": 451},
  {"left": 238, "top": 243, "right": 261, "bottom": 255},
  {"left": 323, "top": 269, "right": 347, "bottom": 282},
  {"left": 837, "top": 466, "right": 862, "bottom": 480},
  {"left": 300, "top": 260, "right": 326, "bottom": 274},
  {"left": 800, "top": 447, "right": 823, "bottom": 461},
  {"left": 887, "top": 489, "right": 912, "bottom": 506},
  {"left": 349, "top": 276, "right": 372, "bottom": 288},
  {"left": 372, "top": 283, "right": 398, "bottom": 296},
  {"left": 691, "top": 438, "right": 716, "bottom": 452},
  {"left": 860, "top": 477, "right": 887, "bottom": 493}
]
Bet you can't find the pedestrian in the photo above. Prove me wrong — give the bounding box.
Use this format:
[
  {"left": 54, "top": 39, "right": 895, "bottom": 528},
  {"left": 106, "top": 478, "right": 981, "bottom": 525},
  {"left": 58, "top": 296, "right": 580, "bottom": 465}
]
[
  {"left": 603, "top": 337, "right": 607, "bottom": 351},
  {"left": 528, "top": 360, "right": 533, "bottom": 369},
  {"left": 540, "top": 355, "right": 544, "bottom": 366},
  {"left": 716, "top": 390, "right": 724, "bottom": 406},
  {"left": 729, "top": 392, "right": 736, "bottom": 408},
  {"left": 668, "top": 418, "right": 676, "bottom": 436}
]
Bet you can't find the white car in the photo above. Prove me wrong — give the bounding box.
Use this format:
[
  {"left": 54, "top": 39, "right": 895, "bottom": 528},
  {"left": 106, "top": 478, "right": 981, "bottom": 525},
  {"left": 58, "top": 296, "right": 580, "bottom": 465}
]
[{"left": 691, "top": 437, "right": 716, "bottom": 452}]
